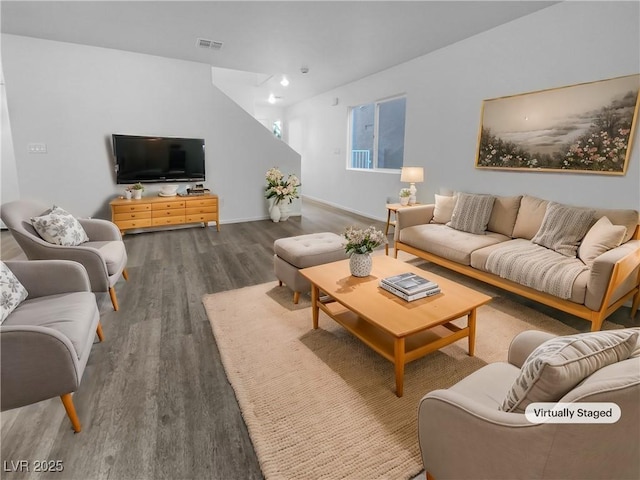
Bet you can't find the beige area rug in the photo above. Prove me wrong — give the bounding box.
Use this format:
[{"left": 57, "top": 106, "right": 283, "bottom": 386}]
[{"left": 202, "top": 264, "right": 622, "bottom": 480}]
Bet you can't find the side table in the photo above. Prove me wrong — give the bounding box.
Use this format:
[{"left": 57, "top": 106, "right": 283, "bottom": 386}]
[{"left": 384, "top": 203, "right": 420, "bottom": 255}]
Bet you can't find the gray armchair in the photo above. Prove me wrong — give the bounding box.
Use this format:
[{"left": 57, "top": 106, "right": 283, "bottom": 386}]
[
  {"left": 1, "top": 200, "right": 128, "bottom": 310},
  {"left": 418, "top": 330, "right": 640, "bottom": 480},
  {"left": 1, "top": 260, "right": 103, "bottom": 433}
]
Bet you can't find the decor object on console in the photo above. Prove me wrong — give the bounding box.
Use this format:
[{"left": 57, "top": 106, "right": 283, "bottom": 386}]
[
  {"left": 343, "top": 226, "right": 386, "bottom": 277},
  {"left": 476, "top": 73, "right": 640, "bottom": 174},
  {"left": 418, "top": 329, "right": 640, "bottom": 480},
  {"left": 1, "top": 200, "right": 129, "bottom": 311},
  {"left": 159, "top": 184, "right": 179, "bottom": 196},
  {"left": 1, "top": 260, "right": 104, "bottom": 433},
  {"left": 394, "top": 193, "right": 640, "bottom": 331},
  {"left": 265, "top": 167, "right": 300, "bottom": 222},
  {"left": 399, "top": 188, "right": 411, "bottom": 206},
  {"left": 130, "top": 182, "right": 144, "bottom": 199},
  {"left": 400, "top": 166, "right": 424, "bottom": 205}
]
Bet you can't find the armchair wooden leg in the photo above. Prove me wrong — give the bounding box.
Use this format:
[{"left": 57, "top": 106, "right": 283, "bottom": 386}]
[
  {"left": 109, "top": 287, "right": 119, "bottom": 311},
  {"left": 96, "top": 321, "right": 104, "bottom": 342},
  {"left": 122, "top": 268, "right": 129, "bottom": 281},
  {"left": 60, "top": 393, "right": 81, "bottom": 433}
]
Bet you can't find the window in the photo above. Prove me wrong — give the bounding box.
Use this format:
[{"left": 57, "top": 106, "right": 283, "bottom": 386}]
[
  {"left": 348, "top": 96, "right": 406, "bottom": 170},
  {"left": 272, "top": 120, "right": 282, "bottom": 139}
]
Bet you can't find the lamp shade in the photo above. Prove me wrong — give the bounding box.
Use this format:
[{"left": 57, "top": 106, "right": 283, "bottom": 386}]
[{"left": 400, "top": 166, "right": 424, "bottom": 183}]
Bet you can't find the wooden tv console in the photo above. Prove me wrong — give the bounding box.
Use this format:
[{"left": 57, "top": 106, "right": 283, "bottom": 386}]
[{"left": 110, "top": 194, "right": 219, "bottom": 234}]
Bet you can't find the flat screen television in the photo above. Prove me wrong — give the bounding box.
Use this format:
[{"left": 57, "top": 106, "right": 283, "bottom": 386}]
[{"left": 113, "top": 134, "right": 205, "bottom": 184}]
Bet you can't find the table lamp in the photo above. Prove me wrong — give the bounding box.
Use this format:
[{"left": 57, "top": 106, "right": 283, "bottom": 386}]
[{"left": 400, "top": 167, "right": 424, "bottom": 205}]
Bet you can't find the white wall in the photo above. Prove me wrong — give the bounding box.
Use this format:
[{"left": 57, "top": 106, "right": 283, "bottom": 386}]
[
  {"left": 285, "top": 1, "right": 640, "bottom": 221},
  {"left": 1, "top": 60, "right": 20, "bottom": 213},
  {"left": 1, "top": 34, "right": 300, "bottom": 222}
]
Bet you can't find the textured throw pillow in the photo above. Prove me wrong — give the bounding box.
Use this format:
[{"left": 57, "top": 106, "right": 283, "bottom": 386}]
[
  {"left": 500, "top": 329, "right": 639, "bottom": 413},
  {"left": 0, "top": 262, "right": 29, "bottom": 324},
  {"left": 431, "top": 194, "right": 457, "bottom": 224},
  {"left": 446, "top": 193, "right": 495, "bottom": 234},
  {"left": 31, "top": 206, "right": 89, "bottom": 246},
  {"left": 578, "top": 216, "right": 627, "bottom": 267},
  {"left": 531, "top": 203, "right": 594, "bottom": 257}
]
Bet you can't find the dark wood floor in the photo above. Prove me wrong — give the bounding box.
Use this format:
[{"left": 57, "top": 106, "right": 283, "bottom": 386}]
[{"left": 0, "top": 199, "right": 388, "bottom": 480}]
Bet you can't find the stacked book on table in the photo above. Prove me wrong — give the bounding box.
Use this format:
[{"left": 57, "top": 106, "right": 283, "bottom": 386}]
[{"left": 379, "top": 272, "right": 441, "bottom": 302}]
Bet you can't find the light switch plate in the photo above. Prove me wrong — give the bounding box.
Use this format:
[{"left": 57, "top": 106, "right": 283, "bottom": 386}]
[{"left": 27, "top": 143, "right": 47, "bottom": 153}]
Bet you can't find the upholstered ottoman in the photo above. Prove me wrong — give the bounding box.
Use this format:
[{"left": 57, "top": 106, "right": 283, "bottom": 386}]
[{"left": 274, "top": 232, "right": 346, "bottom": 303}]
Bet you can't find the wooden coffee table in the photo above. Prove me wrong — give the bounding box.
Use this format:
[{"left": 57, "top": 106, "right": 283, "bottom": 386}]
[{"left": 300, "top": 255, "right": 492, "bottom": 397}]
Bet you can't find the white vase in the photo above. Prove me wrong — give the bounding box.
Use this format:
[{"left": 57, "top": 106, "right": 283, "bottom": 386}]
[
  {"left": 349, "top": 253, "right": 372, "bottom": 277},
  {"left": 400, "top": 196, "right": 409, "bottom": 206},
  {"left": 133, "top": 189, "right": 142, "bottom": 200},
  {"left": 269, "top": 201, "right": 281, "bottom": 222},
  {"left": 124, "top": 190, "right": 132, "bottom": 200},
  {"left": 279, "top": 202, "right": 291, "bottom": 221}
]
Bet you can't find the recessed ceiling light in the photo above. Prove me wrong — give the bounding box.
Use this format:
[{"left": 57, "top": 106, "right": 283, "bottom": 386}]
[
  {"left": 280, "top": 76, "right": 289, "bottom": 87},
  {"left": 268, "top": 94, "right": 276, "bottom": 104}
]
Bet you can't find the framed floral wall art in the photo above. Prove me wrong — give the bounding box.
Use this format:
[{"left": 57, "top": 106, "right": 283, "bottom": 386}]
[{"left": 475, "top": 74, "right": 640, "bottom": 175}]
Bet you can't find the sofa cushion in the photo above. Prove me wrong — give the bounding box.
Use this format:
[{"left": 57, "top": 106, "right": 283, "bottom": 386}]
[
  {"left": 83, "top": 240, "right": 128, "bottom": 276},
  {"left": 592, "top": 208, "right": 638, "bottom": 243},
  {"left": 512, "top": 195, "right": 549, "bottom": 240},
  {"left": 431, "top": 194, "right": 457, "bottom": 224},
  {"left": 450, "top": 362, "right": 522, "bottom": 410},
  {"left": 487, "top": 195, "right": 522, "bottom": 237},
  {"left": 578, "top": 216, "right": 627, "bottom": 267},
  {"left": 500, "top": 329, "right": 639, "bottom": 413},
  {"left": 399, "top": 224, "right": 508, "bottom": 265},
  {"left": 531, "top": 202, "right": 595, "bottom": 257},
  {"left": 447, "top": 193, "right": 495, "bottom": 235},
  {"left": 0, "top": 262, "right": 29, "bottom": 324},
  {"left": 3, "top": 292, "right": 98, "bottom": 359},
  {"left": 31, "top": 206, "right": 89, "bottom": 246}
]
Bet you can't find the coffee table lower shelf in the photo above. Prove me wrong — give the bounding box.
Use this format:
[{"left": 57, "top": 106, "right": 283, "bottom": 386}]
[{"left": 315, "top": 299, "right": 476, "bottom": 397}]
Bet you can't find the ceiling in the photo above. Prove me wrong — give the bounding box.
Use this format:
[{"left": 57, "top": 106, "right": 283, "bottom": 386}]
[{"left": 1, "top": 1, "right": 557, "bottom": 107}]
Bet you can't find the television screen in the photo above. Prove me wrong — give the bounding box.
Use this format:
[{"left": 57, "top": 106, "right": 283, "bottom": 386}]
[{"left": 113, "top": 134, "right": 205, "bottom": 184}]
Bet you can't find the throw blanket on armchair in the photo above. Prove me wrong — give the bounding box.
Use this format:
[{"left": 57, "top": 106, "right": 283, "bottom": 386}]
[{"left": 485, "top": 242, "right": 589, "bottom": 299}]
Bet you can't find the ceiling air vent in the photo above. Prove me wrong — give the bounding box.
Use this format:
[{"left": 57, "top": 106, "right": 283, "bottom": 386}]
[{"left": 196, "top": 38, "right": 223, "bottom": 50}]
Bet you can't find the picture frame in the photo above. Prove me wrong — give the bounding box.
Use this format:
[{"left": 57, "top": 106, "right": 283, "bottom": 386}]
[{"left": 475, "top": 74, "right": 640, "bottom": 175}]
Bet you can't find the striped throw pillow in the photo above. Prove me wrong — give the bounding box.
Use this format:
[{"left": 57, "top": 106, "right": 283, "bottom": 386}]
[
  {"left": 531, "top": 203, "right": 594, "bottom": 257},
  {"left": 500, "top": 329, "right": 639, "bottom": 413},
  {"left": 446, "top": 193, "right": 495, "bottom": 234}
]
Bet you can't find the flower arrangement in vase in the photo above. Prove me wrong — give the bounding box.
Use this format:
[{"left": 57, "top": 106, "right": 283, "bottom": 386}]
[
  {"left": 265, "top": 167, "right": 301, "bottom": 222},
  {"left": 343, "top": 226, "right": 387, "bottom": 277},
  {"left": 399, "top": 188, "right": 411, "bottom": 206}
]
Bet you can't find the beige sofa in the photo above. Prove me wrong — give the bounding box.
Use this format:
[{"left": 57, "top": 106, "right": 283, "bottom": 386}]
[{"left": 394, "top": 194, "right": 640, "bottom": 331}]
